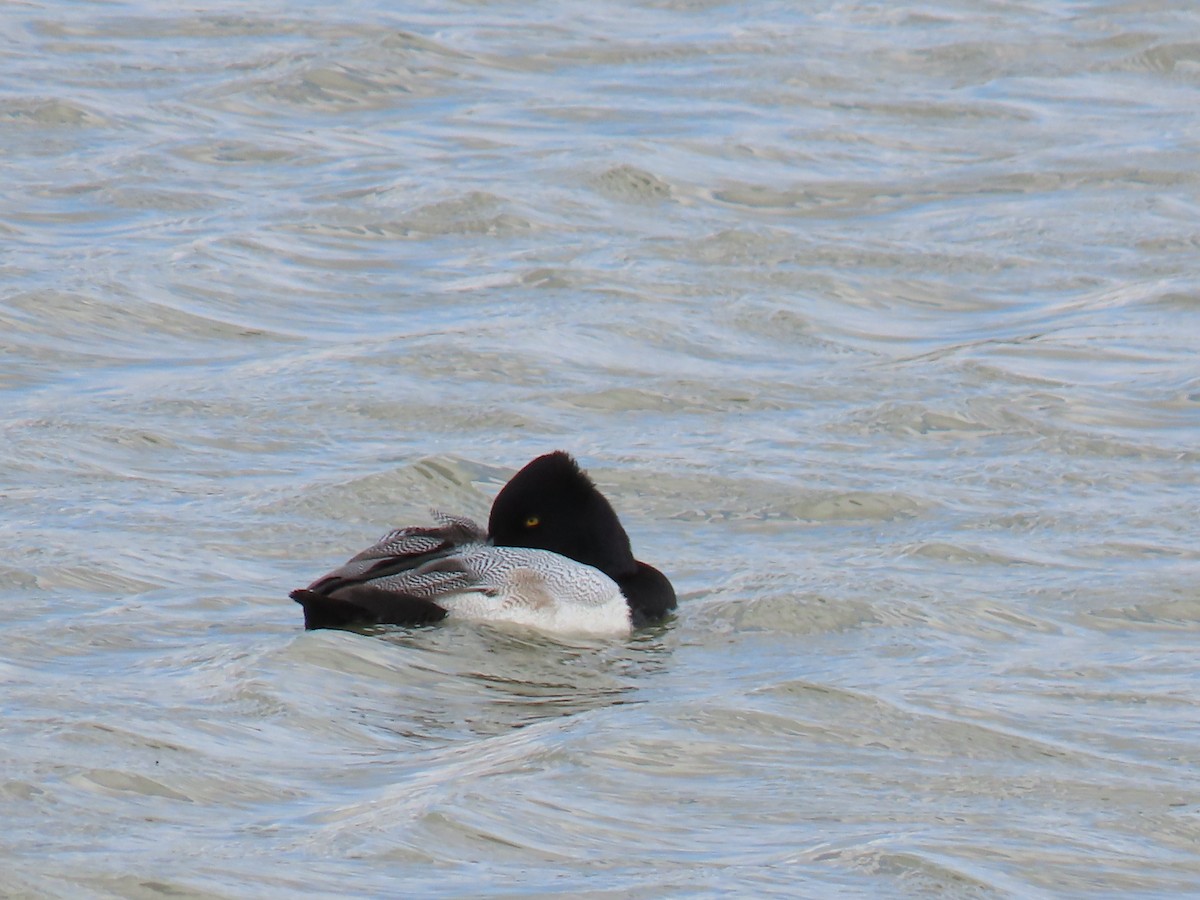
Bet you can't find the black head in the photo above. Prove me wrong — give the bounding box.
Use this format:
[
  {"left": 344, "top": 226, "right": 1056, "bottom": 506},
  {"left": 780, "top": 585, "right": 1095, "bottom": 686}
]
[{"left": 488, "top": 451, "right": 637, "bottom": 578}]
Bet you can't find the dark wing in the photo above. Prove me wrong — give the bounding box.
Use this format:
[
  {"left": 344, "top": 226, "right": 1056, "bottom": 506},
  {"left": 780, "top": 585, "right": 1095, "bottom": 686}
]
[
  {"left": 292, "top": 514, "right": 486, "bottom": 631},
  {"left": 304, "top": 514, "right": 484, "bottom": 593}
]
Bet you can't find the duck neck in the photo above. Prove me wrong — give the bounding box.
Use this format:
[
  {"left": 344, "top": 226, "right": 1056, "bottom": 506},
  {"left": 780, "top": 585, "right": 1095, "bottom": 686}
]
[{"left": 615, "top": 562, "right": 676, "bottom": 627}]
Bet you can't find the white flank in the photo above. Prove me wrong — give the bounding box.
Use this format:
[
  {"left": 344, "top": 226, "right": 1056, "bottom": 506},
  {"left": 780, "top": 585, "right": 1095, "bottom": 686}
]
[{"left": 434, "top": 546, "right": 632, "bottom": 637}]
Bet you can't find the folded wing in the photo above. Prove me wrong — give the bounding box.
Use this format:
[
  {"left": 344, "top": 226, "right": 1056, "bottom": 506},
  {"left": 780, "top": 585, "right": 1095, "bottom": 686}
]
[{"left": 291, "top": 513, "right": 487, "bottom": 630}]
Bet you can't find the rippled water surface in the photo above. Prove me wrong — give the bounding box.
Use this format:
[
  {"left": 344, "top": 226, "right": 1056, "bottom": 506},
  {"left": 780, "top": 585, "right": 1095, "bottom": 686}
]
[{"left": 4, "top": 0, "right": 1200, "bottom": 896}]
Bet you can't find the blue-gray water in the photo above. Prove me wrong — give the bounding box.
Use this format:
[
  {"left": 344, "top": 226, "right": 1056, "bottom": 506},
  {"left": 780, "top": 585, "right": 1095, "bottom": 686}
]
[{"left": 3, "top": 1, "right": 1200, "bottom": 896}]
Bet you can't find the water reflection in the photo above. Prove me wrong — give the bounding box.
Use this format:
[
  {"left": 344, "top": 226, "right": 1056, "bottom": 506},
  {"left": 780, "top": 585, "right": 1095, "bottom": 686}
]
[{"left": 284, "top": 622, "right": 674, "bottom": 743}]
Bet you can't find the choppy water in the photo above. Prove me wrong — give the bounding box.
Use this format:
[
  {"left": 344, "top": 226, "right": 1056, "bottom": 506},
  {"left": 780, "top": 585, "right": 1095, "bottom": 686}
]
[{"left": 3, "top": 0, "right": 1200, "bottom": 896}]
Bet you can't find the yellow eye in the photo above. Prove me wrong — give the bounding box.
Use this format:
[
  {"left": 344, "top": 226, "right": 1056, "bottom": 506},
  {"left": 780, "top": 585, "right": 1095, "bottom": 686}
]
[{"left": 524, "top": 515, "right": 540, "bottom": 528}]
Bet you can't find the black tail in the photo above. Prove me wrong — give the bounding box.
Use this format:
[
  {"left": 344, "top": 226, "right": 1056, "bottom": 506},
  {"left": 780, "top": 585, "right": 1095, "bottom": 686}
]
[{"left": 290, "top": 587, "right": 448, "bottom": 631}]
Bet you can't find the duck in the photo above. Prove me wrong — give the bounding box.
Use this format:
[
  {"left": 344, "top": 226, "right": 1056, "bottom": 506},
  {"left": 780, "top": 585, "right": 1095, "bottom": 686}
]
[{"left": 290, "top": 451, "right": 676, "bottom": 636}]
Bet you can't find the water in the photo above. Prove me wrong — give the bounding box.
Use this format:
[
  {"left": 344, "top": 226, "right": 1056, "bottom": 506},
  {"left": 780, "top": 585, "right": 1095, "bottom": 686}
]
[{"left": 3, "top": 0, "right": 1200, "bottom": 895}]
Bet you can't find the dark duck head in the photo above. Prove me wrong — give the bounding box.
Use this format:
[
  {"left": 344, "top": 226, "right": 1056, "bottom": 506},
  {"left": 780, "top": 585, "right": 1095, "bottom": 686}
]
[{"left": 487, "top": 451, "right": 676, "bottom": 627}]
